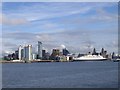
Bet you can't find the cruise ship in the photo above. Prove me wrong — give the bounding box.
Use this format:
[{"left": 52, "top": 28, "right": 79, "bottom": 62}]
[{"left": 73, "top": 54, "right": 107, "bottom": 61}]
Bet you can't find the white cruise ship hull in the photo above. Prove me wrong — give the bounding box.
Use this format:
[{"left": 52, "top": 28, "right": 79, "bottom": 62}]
[
  {"left": 73, "top": 55, "right": 107, "bottom": 61},
  {"left": 73, "top": 58, "right": 107, "bottom": 61}
]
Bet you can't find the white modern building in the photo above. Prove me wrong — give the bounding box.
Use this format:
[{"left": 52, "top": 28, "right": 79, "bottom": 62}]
[
  {"left": 32, "top": 54, "right": 37, "bottom": 60},
  {"left": 18, "top": 45, "right": 22, "bottom": 60},
  {"left": 38, "top": 41, "right": 42, "bottom": 59}
]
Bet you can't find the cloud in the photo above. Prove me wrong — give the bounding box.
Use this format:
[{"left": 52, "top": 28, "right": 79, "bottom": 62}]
[
  {"left": 2, "top": 41, "right": 18, "bottom": 56},
  {"left": 3, "top": 30, "right": 96, "bottom": 54},
  {"left": 2, "top": 29, "right": 117, "bottom": 55},
  {"left": 18, "top": 3, "right": 117, "bottom": 22},
  {"left": 93, "top": 8, "right": 117, "bottom": 21},
  {"left": 105, "top": 41, "right": 118, "bottom": 53},
  {"left": 2, "top": 2, "right": 118, "bottom": 56},
  {"left": 60, "top": 8, "right": 117, "bottom": 26},
  {"left": 3, "top": 32, "right": 54, "bottom": 42},
  {"left": 3, "top": 32, "right": 34, "bottom": 40},
  {"left": 0, "top": 14, "right": 28, "bottom": 25},
  {"left": 2, "top": 2, "right": 117, "bottom": 28},
  {"left": 106, "top": 41, "right": 118, "bottom": 48},
  {"left": 35, "top": 34, "right": 54, "bottom": 42},
  {"left": 38, "top": 22, "right": 64, "bottom": 32},
  {"left": 2, "top": 2, "right": 97, "bottom": 22}
]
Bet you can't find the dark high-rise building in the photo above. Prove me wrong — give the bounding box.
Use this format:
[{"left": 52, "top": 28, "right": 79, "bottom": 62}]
[
  {"left": 21, "top": 49, "right": 24, "bottom": 60},
  {"left": 101, "top": 48, "right": 104, "bottom": 54},
  {"left": 92, "top": 48, "right": 97, "bottom": 55},
  {"left": 63, "top": 48, "right": 70, "bottom": 56},
  {"left": 45, "top": 52, "right": 50, "bottom": 60},
  {"left": 15, "top": 50, "right": 18, "bottom": 59},
  {"left": 112, "top": 52, "right": 115, "bottom": 59},
  {"left": 100, "top": 48, "right": 107, "bottom": 58},
  {"left": 38, "top": 41, "right": 42, "bottom": 59},
  {"left": 12, "top": 53, "right": 16, "bottom": 60},
  {"left": 42, "top": 50, "right": 46, "bottom": 60}
]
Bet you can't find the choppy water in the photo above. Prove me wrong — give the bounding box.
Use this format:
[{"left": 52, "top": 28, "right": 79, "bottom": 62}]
[{"left": 2, "top": 61, "right": 118, "bottom": 88}]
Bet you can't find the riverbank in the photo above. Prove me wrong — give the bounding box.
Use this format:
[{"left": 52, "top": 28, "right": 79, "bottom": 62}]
[
  {"left": 0, "top": 59, "right": 117, "bottom": 63},
  {"left": 0, "top": 59, "right": 73, "bottom": 63}
]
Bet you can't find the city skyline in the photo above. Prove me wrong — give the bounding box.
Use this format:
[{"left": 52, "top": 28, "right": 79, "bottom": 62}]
[
  {"left": 3, "top": 41, "right": 112, "bottom": 61},
  {"left": 2, "top": 2, "right": 118, "bottom": 57}
]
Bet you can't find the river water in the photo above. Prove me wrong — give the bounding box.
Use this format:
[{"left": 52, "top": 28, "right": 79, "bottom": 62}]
[{"left": 2, "top": 61, "right": 118, "bottom": 88}]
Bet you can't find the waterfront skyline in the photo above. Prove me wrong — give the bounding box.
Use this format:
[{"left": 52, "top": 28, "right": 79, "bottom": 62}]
[{"left": 2, "top": 2, "right": 118, "bottom": 56}]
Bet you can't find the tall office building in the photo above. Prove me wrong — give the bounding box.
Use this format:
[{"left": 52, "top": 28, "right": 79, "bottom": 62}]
[
  {"left": 21, "top": 49, "right": 24, "bottom": 60},
  {"left": 38, "top": 41, "right": 42, "bottom": 59},
  {"left": 101, "top": 48, "right": 104, "bottom": 54},
  {"left": 18, "top": 45, "right": 22, "bottom": 60},
  {"left": 23, "top": 45, "right": 27, "bottom": 60},
  {"left": 24, "top": 45, "right": 32, "bottom": 61},
  {"left": 92, "top": 48, "right": 97, "bottom": 55},
  {"left": 100, "top": 48, "right": 107, "bottom": 58},
  {"left": 42, "top": 50, "right": 46, "bottom": 59},
  {"left": 15, "top": 50, "right": 18, "bottom": 59}
]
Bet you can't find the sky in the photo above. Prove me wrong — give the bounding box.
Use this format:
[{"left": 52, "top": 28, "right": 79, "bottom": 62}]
[{"left": 1, "top": 2, "right": 118, "bottom": 56}]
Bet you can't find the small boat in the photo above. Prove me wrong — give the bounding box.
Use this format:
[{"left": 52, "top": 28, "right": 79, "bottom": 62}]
[{"left": 73, "top": 54, "right": 107, "bottom": 61}]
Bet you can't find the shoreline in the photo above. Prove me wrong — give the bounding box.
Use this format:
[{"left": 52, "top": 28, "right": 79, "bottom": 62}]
[
  {"left": 0, "top": 60, "right": 73, "bottom": 63},
  {"left": 0, "top": 59, "right": 114, "bottom": 63}
]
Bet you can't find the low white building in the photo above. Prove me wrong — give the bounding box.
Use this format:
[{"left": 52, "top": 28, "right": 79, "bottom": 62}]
[{"left": 32, "top": 54, "right": 37, "bottom": 60}]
